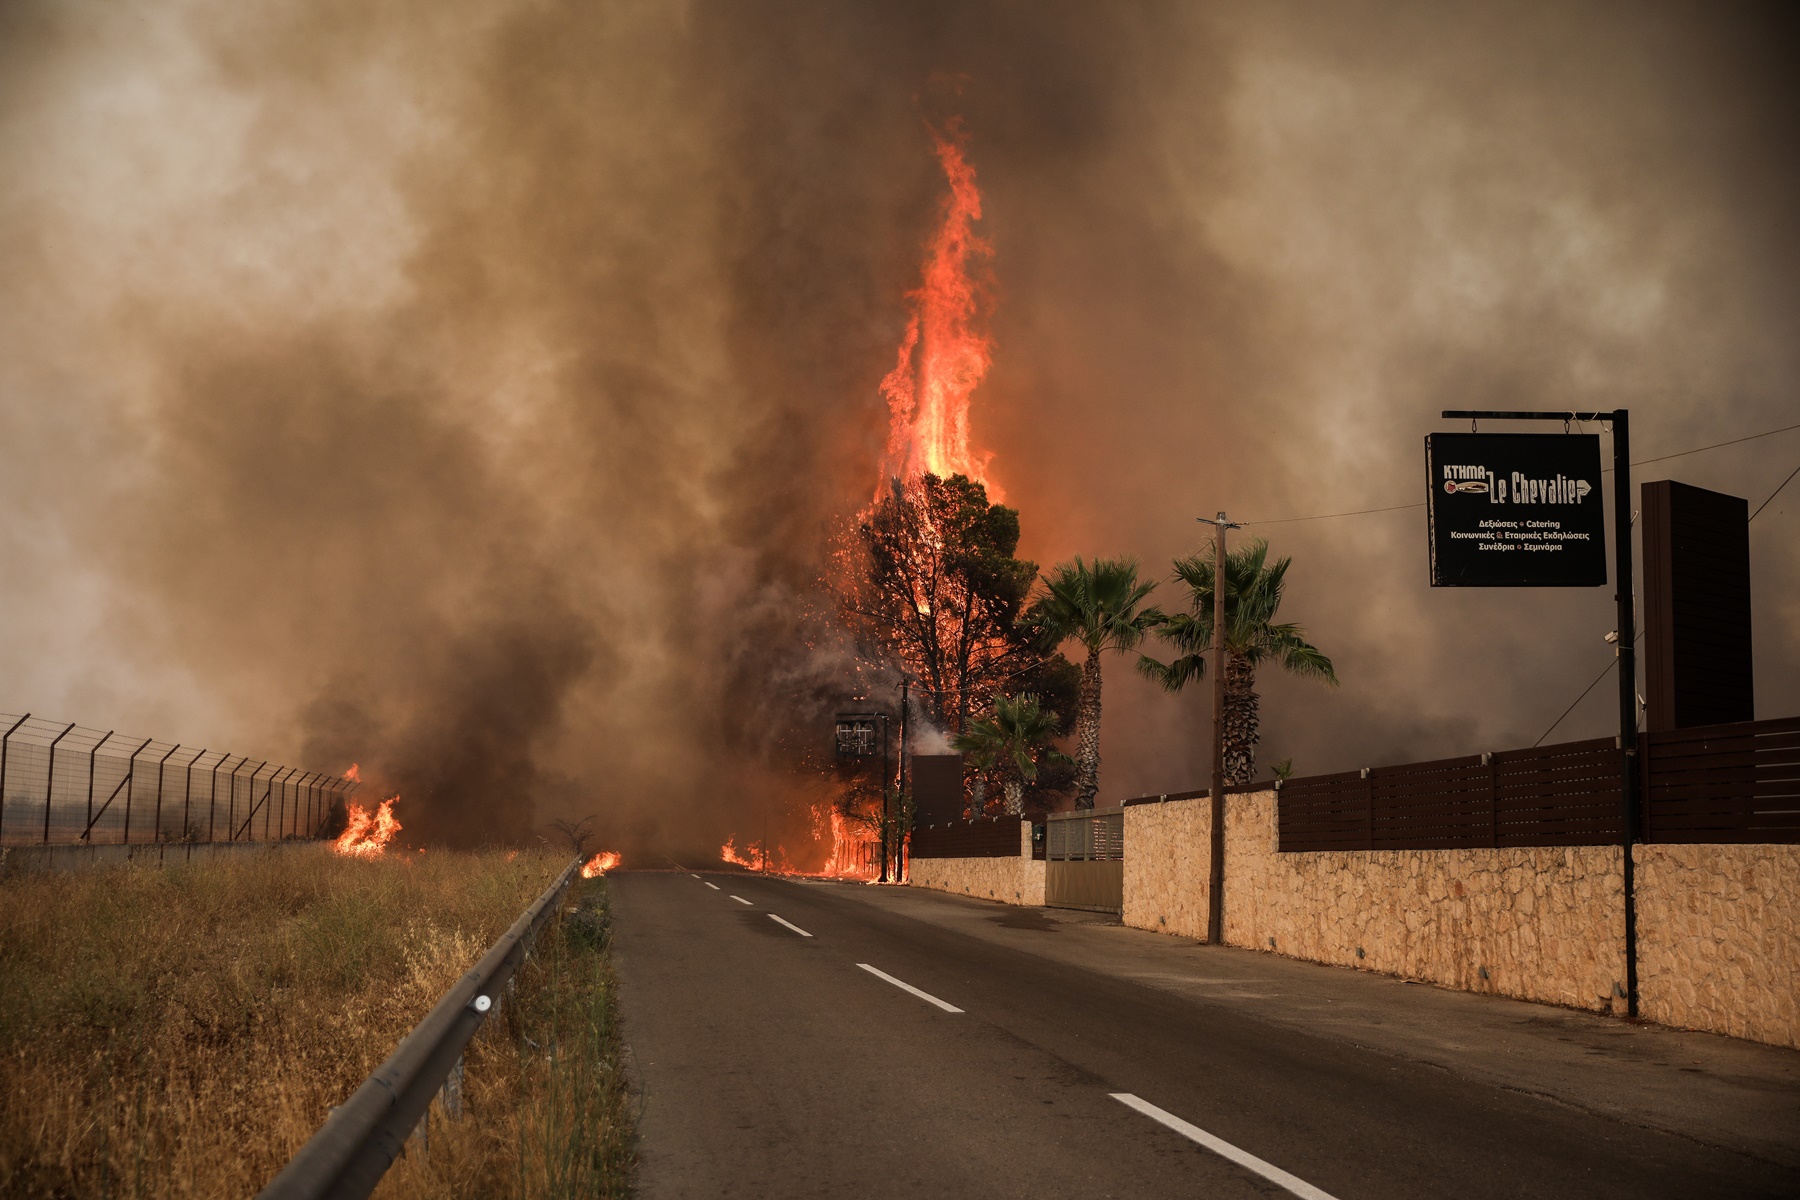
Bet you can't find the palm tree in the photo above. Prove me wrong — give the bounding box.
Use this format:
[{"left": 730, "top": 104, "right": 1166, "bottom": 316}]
[
  {"left": 957, "top": 740, "right": 999, "bottom": 818},
  {"left": 1139, "top": 538, "right": 1336, "bottom": 784},
  {"left": 1025, "top": 558, "right": 1163, "bottom": 809},
  {"left": 953, "top": 693, "right": 1071, "bottom": 816}
]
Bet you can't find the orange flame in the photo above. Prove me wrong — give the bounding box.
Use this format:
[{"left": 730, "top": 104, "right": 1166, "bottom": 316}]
[
  {"left": 814, "top": 803, "right": 879, "bottom": 881},
  {"left": 333, "top": 796, "right": 401, "bottom": 857},
  {"left": 344, "top": 763, "right": 362, "bottom": 783},
  {"left": 880, "top": 121, "right": 997, "bottom": 496},
  {"left": 719, "top": 837, "right": 761, "bottom": 870},
  {"left": 581, "top": 850, "right": 622, "bottom": 878}
]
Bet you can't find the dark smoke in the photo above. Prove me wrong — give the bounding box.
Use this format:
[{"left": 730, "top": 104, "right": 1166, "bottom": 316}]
[{"left": 1, "top": 1, "right": 1795, "bottom": 850}]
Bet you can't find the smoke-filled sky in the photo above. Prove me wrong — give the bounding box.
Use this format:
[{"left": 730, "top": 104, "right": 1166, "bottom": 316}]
[{"left": 2, "top": 0, "right": 1796, "bottom": 852}]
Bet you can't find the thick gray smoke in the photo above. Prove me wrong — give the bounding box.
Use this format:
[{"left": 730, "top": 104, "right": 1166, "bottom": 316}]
[{"left": 1, "top": 1, "right": 1795, "bottom": 848}]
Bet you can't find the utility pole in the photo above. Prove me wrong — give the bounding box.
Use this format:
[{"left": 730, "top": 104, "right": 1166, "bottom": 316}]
[
  {"left": 895, "top": 679, "right": 910, "bottom": 882},
  {"left": 1610, "top": 411, "right": 1640, "bottom": 1018},
  {"left": 1197, "top": 512, "right": 1240, "bottom": 945}
]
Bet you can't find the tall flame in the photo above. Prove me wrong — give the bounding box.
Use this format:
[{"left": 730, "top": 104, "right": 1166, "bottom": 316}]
[
  {"left": 333, "top": 796, "right": 401, "bottom": 857},
  {"left": 880, "top": 121, "right": 997, "bottom": 496}
]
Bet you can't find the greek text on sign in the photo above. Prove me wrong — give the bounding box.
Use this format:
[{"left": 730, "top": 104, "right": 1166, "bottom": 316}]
[{"left": 1426, "top": 432, "right": 1607, "bottom": 587}]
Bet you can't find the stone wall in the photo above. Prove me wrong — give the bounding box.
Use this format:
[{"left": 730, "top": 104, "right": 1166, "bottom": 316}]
[
  {"left": 912, "top": 795, "right": 1799, "bottom": 1049},
  {"left": 1122, "top": 799, "right": 1211, "bottom": 940},
  {"left": 909, "top": 820, "right": 1044, "bottom": 906},
  {"left": 1218, "top": 790, "right": 1628, "bottom": 1014},
  {"left": 1635, "top": 843, "right": 1800, "bottom": 1049}
]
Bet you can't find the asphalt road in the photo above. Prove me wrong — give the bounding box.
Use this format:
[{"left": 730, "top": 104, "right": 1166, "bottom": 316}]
[{"left": 609, "top": 869, "right": 1800, "bottom": 1199}]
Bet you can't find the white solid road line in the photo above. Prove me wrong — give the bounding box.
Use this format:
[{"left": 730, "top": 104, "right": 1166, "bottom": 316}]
[
  {"left": 856, "top": 963, "right": 964, "bottom": 1013},
  {"left": 731, "top": 895, "right": 754, "bottom": 906},
  {"left": 703, "top": 882, "right": 721, "bottom": 891},
  {"left": 768, "top": 914, "right": 813, "bottom": 937},
  {"left": 1110, "top": 1093, "right": 1341, "bottom": 1200}
]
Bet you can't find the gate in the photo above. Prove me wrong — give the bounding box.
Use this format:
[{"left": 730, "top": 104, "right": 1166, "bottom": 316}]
[{"left": 1044, "top": 807, "right": 1124, "bottom": 913}]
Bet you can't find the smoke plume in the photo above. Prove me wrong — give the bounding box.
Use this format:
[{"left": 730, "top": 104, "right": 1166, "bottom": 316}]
[{"left": 1, "top": 0, "right": 1795, "bottom": 849}]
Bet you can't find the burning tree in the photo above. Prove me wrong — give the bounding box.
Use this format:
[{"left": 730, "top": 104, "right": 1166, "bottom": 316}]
[{"left": 837, "top": 472, "right": 1077, "bottom": 734}]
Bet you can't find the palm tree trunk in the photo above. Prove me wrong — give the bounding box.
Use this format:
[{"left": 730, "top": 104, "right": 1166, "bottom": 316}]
[
  {"left": 1074, "top": 646, "right": 1103, "bottom": 809},
  {"left": 1223, "top": 653, "right": 1259, "bottom": 785},
  {"left": 969, "top": 776, "right": 987, "bottom": 819},
  {"left": 1004, "top": 780, "right": 1024, "bottom": 815}
]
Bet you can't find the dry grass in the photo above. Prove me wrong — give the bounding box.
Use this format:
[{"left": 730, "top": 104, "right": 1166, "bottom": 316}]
[
  {"left": 0, "top": 844, "right": 630, "bottom": 1198},
  {"left": 378, "top": 874, "right": 635, "bottom": 1199}
]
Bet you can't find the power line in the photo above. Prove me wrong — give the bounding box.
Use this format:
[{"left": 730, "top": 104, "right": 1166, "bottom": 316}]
[
  {"left": 1533, "top": 629, "right": 1644, "bottom": 748},
  {"left": 1242, "top": 502, "right": 1423, "bottom": 527},
  {"left": 1534, "top": 658, "right": 1615, "bottom": 747},
  {"left": 1631, "top": 421, "right": 1800, "bottom": 467},
  {"left": 1240, "top": 419, "right": 1800, "bottom": 526},
  {"left": 1750, "top": 461, "right": 1800, "bottom": 522}
]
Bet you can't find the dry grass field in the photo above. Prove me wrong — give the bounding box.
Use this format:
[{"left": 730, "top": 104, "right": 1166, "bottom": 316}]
[{"left": 0, "top": 844, "right": 634, "bottom": 1199}]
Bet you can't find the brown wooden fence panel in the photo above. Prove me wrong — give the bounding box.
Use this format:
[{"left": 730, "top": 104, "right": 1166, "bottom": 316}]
[
  {"left": 1642, "top": 715, "right": 1800, "bottom": 843},
  {"left": 1277, "top": 770, "right": 1367, "bottom": 851},
  {"left": 1278, "top": 717, "right": 1800, "bottom": 851},
  {"left": 909, "top": 817, "right": 1022, "bottom": 859},
  {"left": 1492, "top": 738, "right": 1621, "bottom": 847}
]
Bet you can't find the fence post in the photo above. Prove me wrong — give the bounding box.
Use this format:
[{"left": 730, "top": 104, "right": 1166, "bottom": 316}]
[
  {"left": 291, "top": 772, "right": 309, "bottom": 840},
  {"left": 152, "top": 744, "right": 181, "bottom": 844},
  {"left": 209, "top": 754, "right": 228, "bottom": 843},
  {"left": 0, "top": 712, "right": 29, "bottom": 844},
  {"left": 1361, "top": 767, "right": 1374, "bottom": 850},
  {"left": 183, "top": 749, "right": 206, "bottom": 842},
  {"left": 1484, "top": 752, "right": 1497, "bottom": 848},
  {"left": 122, "top": 737, "right": 146, "bottom": 844},
  {"left": 267, "top": 765, "right": 290, "bottom": 841},
  {"left": 87, "top": 731, "right": 114, "bottom": 842},
  {"left": 43, "top": 722, "right": 76, "bottom": 843},
  {"left": 272, "top": 766, "right": 295, "bottom": 841},
  {"left": 226, "top": 762, "right": 241, "bottom": 840},
  {"left": 242, "top": 761, "right": 268, "bottom": 841}
]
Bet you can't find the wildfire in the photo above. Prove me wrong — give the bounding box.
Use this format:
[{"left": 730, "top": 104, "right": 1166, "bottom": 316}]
[
  {"left": 719, "top": 837, "right": 762, "bottom": 870},
  {"left": 345, "top": 763, "right": 362, "bottom": 783},
  {"left": 581, "top": 850, "right": 622, "bottom": 878},
  {"left": 814, "top": 803, "right": 879, "bottom": 881},
  {"left": 334, "top": 796, "right": 401, "bottom": 857},
  {"left": 880, "top": 119, "right": 997, "bottom": 497}
]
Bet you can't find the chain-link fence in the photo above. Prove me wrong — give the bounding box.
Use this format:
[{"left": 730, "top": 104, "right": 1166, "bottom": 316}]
[{"left": 0, "top": 712, "right": 356, "bottom": 847}]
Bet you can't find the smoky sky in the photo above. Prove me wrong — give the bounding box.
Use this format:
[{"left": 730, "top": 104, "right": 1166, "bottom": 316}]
[{"left": 1, "top": 0, "right": 1796, "bottom": 852}]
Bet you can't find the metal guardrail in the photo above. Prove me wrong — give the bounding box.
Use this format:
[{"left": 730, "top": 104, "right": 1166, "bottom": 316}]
[{"left": 258, "top": 856, "right": 585, "bottom": 1200}]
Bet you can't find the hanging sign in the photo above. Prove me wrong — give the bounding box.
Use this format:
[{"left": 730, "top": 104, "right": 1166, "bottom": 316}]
[{"left": 1426, "top": 432, "right": 1606, "bottom": 586}]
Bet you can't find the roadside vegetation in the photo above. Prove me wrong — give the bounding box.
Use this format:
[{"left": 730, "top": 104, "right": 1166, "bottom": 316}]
[{"left": 0, "top": 845, "right": 634, "bottom": 1199}]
